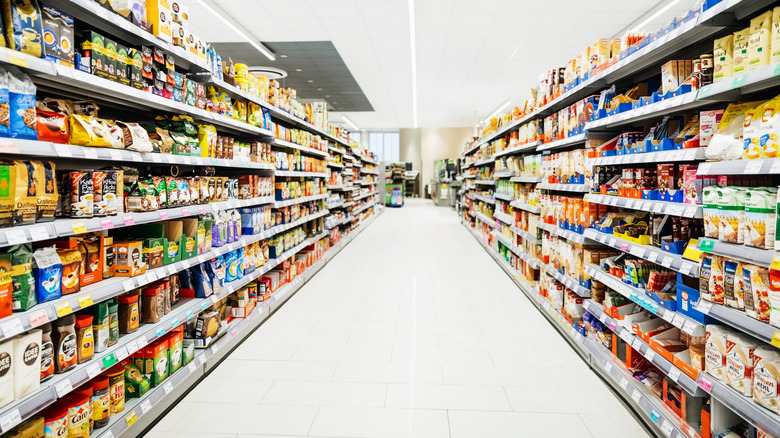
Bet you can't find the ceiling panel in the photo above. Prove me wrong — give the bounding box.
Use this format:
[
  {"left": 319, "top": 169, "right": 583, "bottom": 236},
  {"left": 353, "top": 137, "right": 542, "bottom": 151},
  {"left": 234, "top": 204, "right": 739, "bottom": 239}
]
[{"left": 183, "top": 0, "right": 696, "bottom": 129}]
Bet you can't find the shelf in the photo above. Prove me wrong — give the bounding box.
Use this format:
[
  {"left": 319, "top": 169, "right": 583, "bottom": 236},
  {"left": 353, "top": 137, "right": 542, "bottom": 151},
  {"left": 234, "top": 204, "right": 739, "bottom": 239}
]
[
  {"left": 475, "top": 212, "right": 495, "bottom": 228},
  {"left": 697, "top": 157, "right": 780, "bottom": 176},
  {"left": 586, "top": 194, "right": 702, "bottom": 218},
  {"left": 537, "top": 222, "right": 597, "bottom": 245},
  {"left": 493, "top": 141, "right": 542, "bottom": 158},
  {"left": 33, "top": 66, "right": 275, "bottom": 138},
  {"left": 510, "top": 176, "right": 542, "bottom": 183},
  {"left": 540, "top": 263, "right": 590, "bottom": 297},
  {"left": 510, "top": 226, "right": 540, "bottom": 245},
  {"left": 327, "top": 162, "right": 344, "bottom": 169},
  {"left": 0, "top": 208, "right": 329, "bottom": 344},
  {"left": 353, "top": 201, "right": 377, "bottom": 215},
  {"left": 696, "top": 237, "right": 774, "bottom": 268},
  {"left": 493, "top": 232, "right": 539, "bottom": 269},
  {"left": 358, "top": 180, "right": 378, "bottom": 186},
  {"left": 0, "top": 196, "right": 274, "bottom": 250},
  {"left": 475, "top": 180, "right": 496, "bottom": 186},
  {"left": 494, "top": 193, "right": 514, "bottom": 202},
  {"left": 357, "top": 156, "right": 377, "bottom": 165},
  {"left": 587, "top": 148, "right": 705, "bottom": 167},
  {"left": 493, "top": 171, "right": 515, "bottom": 178},
  {"left": 272, "top": 139, "right": 330, "bottom": 158},
  {"left": 692, "top": 298, "right": 779, "bottom": 347},
  {"left": 538, "top": 183, "right": 589, "bottom": 193},
  {"left": 274, "top": 170, "right": 328, "bottom": 178},
  {"left": 536, "top": 134, "right": 589, "bottom": 152},
  {"left": 697, "top": 60, "right": 780, "bottom": 104},
  {"left": 463, "top": 175, "right": 476, "bottom": 179},
  {"left": 330, "top": 185, "right": 356, "bottom": 192},
  {"left": 353, "top": 191, "right": 377, "bottom": 202},
  {"left": 697, "top": 371, "right": 780, "bottom": 437},
  {"left": 360, "top": 169, "right": 380, "bottom": 175},
  {"left": 329, "top": 146, "right": 347, "bottom": 155},
  {"left": 509, "top": 200, "right": 541, "bottom": 215},
  {"left": 473, "top": 157, "right": 495, "bottom": 167},
  {"left": 582, "top": 300, "right": 706, "bottom": 397},
  {"left": 582, "top": 228, "right": 699, "bottom": 277},
  {"left": 585, "top": 92, "right": 702, "bottom": 130},
  {"left": 474, "top": 194, "right": 495, "bottom": 205},
  {"left": 273, "top": 193, "right": 329, "bottom": 208},
  {"left": 493, "top": 211, "right": 513, "bottom": 226}
]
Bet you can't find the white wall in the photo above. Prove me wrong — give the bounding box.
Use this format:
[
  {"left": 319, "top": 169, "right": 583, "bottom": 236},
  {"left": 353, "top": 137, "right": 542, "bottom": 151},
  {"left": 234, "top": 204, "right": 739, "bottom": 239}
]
[{"left": 398, "top": 127, "right": 472, "bottom": 197}]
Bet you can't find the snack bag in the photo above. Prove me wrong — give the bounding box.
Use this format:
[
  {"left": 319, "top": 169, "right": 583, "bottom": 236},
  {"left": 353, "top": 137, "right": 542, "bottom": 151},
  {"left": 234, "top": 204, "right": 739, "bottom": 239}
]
[
  {"left": 745, "top": 188, "right": 777, "bottom": 249},
  {"left": 2, "top": 0, "right": 44, "bottom": 57},
  {"left": 32, "top": 246, "right": 60, "bottom": 303},
  {"left": 718, "top": 187, "right": 745, "bottom": 244},
  {"left": 7, "top": 69, "right": 36, "bottom": 140},
  {"left": 31, "top": 160, "right": 56, "bottom": 222},
  {"left": 760, "top": 96, "right": 780, "bottom": 158},
  {"left": 9, "top": 243, "right": 34, "bottom": 311},
  {"left": 57, "top": 247, "right": 80, "bottom": 294},
  {"left": 35, "top": 110, "right": 68, "bottom": 143},
  {"left": 709, "top": 255, "right": 726, "bottom": 304},
  {"left": 69, "top": 115, "right": 110, "bottom": 147}
]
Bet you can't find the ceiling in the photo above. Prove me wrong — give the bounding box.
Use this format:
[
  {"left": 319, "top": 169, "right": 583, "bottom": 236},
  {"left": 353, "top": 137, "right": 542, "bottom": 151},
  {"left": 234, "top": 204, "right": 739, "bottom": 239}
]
[{"left": 181, "top": 0, "right": 694, "bottom": 130}]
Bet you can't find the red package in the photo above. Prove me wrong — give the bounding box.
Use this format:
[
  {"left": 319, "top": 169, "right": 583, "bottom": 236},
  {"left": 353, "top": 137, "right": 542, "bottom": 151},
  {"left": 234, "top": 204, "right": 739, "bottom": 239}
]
[{"left": 36, "top": 110, "right": 69, "bottom": 143}]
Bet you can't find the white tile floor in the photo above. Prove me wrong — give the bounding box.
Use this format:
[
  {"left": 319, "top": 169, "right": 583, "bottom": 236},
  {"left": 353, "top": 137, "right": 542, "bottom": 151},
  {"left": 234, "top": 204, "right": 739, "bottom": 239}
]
[{"left": 149, "top": 199, "right": 652, "bottom": 438}]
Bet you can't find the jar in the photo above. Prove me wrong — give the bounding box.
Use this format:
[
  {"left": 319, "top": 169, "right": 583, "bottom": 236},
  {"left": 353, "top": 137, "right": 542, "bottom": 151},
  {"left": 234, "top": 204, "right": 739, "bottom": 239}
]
[
  {"left": 108, "top": 301, "right": 119, "bottom": 346},
  {"left": 40, "top": 322, "right": 54, "bottom": 382},
  {"left": 74, "top": 383, "right": 94, "bottom": 433},
  {"left": 52, "top": 314, "right": 77, "bottom": 374},
  {"left": 60, "top": 394, "right": 90, "bottom": 438},
  {"left": 91, "top": 376, "right": 110, "bottom": 428},
  {"left": 42, "top": 406, "right": 68, "bottom": 438},
  {"left": 118, "top": 294, "right": 139, "bottom": 334},
  {"left": 142, "top": 286, "right": 164, "bottom": 324},
  {"left": 106, "top": 365, "right": 125, "bottom": 414},
  {"left": 92, "top": 302, "right": 109, "bottom": 353},
  {"left": 75, "top": 315, "right": 94, "bottom": 364}
]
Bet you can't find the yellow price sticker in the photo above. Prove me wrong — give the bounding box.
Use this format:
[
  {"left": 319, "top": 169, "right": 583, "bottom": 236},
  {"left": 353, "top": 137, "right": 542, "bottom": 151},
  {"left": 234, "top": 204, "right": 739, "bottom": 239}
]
[
  {"left": 71, "top": 222, "right": 88, "bottom": 234},
  {"left": 771, "top": 255, "right": 780, "bottom": 272},
  {"left": 125, "top": 411, "right": 138, "bottom": 426},
  {"left": 771, "top": 331, "right": 780, "bottom": 349},
  {"left": 7, "top": 53, "right": 28, "bottom": 68},
  {"left": 77, "top": 295, "right": 93, "bottom": 309},
  {"left": 54, "top": 302, "right": 73, "bottom": 317}
]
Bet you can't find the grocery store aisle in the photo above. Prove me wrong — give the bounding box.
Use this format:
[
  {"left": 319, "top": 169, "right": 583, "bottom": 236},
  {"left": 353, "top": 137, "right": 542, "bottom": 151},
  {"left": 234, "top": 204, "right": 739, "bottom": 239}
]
[{"left": 148, "top": 199, "right": 650, "bottom": 438}]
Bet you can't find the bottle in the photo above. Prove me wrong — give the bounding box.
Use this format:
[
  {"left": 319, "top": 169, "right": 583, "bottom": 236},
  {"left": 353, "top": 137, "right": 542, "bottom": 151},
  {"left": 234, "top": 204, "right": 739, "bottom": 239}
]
[{"left": 75, "top": 315, "right": 94, "bottom": 364}]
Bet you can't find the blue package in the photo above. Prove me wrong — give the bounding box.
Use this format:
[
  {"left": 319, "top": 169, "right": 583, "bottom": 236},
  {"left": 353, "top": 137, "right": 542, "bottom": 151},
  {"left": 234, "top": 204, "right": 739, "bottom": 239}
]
[
  {"left": 191, "top": 264, "right": 213, "bottom": 298},
  {"left": 32, "top": 247, "right": 61, "bottom": 303},
  {"left": 206, "top": 256, "right": 225, "bottom": 290},
  {"left": 8, "top": 69, "right": 37, "bottom": 140},
  {"left": 0, "top": 68, "right": 8, "bottom": 137},
  {"left": 240, "top": 208, "right": 254, "bottom": 235},
  {"left": 224, "top": 251, "right": 239, "bottom": 283},
  {"left": 235, "top": 247, "right": 244, "bottom": 280}
]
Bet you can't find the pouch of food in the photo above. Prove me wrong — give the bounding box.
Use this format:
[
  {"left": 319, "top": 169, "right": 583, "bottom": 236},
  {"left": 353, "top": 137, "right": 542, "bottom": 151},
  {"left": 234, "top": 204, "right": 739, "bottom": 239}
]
[
  {"left": 32, "top": 247, "right": 60, "bottom": 303},
  {"left": 706, "top": 325, "right": 731, "bottom": 380},
  {"left": 12, "top": 161, "right": 36, "bottom": 225},
  {"left": 29, "top": 161, "right": 54, "bottom": 223},
  {"left": 9, "top": 243, "right": 34, "bottom": 311},
  {"left": 718, "top": 187, "right": 745, "bottom": 244},
  {"left": 700, "top": 255, "right": 713, "bottom": 302},
  {"left": 57, "top": 248, "right": 80, "bottom": 295},
  {"left": 190, "top": 264, "right": 212, "bottom": 298},
  {"left": 123, "top": 362, "right": 150, "bottom": 398},
  {"left": 7, "top": 70, "right": 36, "bottom": 140},
  {"left": 100, "top": 119, "right": 124, "bottom": 149},
  {"left": 724, "top": 260, "right": 745, "bottom": 310},
  {"left": 117, "top": 121, "right": 153, "bottom": 152},
  {"left": 205, "top": 256, "right": 224, "bottom": 291},
  {"left": 2, "top": 0, "right": 44, "bottom": 57},
  {"left": 753, "top": 346, "right": 780, "bottom": 414},
  {"left": 703, "top": 186, "right": 720, "bottom": 238},
  {"left": 726, "top": 332, "right": 759, "bottom": 396},
  {"left": 748, "top": 10, "right": 772, "bottom": 71},
  {"left": 709, "top": 255, "right": 726, "bottom": 304},
  {"left": 35, "top": 110, "right": 68, "bottom": 144},
  {"left": 713, "top": 35, "right": 734, "bottom": 82},
  {"left": 760, "top": 97, "right": 780, "bottom": 158},
  {"left": 743, "top": 103, "right": 764, "bottom": 159},
  {"left": 69, "top": 115, "right": 110, "bottom": 147},
  {"left": 745, "top": 188, "right": 777, "bottom": 249},
  {"left": 745, "top": 264, "right": 771, "bottom": 322}
]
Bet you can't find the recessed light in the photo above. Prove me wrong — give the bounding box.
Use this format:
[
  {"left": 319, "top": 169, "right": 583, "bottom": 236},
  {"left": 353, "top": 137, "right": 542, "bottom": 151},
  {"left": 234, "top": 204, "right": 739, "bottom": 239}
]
[
  {"left": 280, "top": 54, "right": 288, "bottom": 58},
  {"left": 325, "top": 95, "right": 330, "bottom": 97},
  {"left": 308, "top": 80, "right": 314, "bottom": 83},
  {"left": 317, "top": 88, "right": 322, "bottom": 91},
  {"left": 295, "top": 68, "right": 302, "bottom": 72}
]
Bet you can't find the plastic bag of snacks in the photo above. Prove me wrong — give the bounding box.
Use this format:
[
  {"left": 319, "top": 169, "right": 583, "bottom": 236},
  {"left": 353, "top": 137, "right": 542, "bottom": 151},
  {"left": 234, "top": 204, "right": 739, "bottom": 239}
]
[{"left": 8, "top": 69, "right": 37, "bottom": 140}]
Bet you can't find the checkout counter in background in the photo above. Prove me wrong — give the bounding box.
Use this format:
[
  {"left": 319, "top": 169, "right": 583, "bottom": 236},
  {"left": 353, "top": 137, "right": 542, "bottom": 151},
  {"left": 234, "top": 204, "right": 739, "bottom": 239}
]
[{"left": 429, "top": 159, "right": 460, "bottom": 208}]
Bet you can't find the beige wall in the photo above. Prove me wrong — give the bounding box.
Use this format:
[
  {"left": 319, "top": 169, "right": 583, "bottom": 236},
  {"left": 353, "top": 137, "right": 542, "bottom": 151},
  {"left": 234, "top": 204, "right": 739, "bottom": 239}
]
[{"left": 398, "top": 127, "right": 472, "bottom": 197}]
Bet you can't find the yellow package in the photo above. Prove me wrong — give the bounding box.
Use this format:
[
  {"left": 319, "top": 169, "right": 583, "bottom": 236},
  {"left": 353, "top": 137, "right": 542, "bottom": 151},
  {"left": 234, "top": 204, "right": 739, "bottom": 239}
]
[
  {"left": 734, "top": 27, "right": 750, "bottom": 75},
  {"left": 197, "top": 124, "right": 216, "bottom": 157},
  {"left": 748, "top": 11, "right": 772, "bottom": 71},
  {"left": 772, "top": 7, "right": 780, "bottom": 64},
  {"left": 2, "top": 0, "right": 44, "bottom": 57},
  {"left": 233, "top": 99, "right": 246, "bottom": 122},
  {"left": 714, "top": 35, "right": 734, "bottom": 83},
  {"left": 69, "top": 115, "right": 111, "bottom": 147},
  {"left": 743, "top": 102, "right": 764, "bottom": 159},
  {"left": 760, "top": 96, "right": 780, "bottom": 158}
]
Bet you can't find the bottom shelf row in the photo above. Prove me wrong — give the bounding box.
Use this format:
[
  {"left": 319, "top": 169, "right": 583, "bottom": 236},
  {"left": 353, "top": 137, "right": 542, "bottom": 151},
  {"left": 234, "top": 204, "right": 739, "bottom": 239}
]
[{"left": 0, "top": 208, "right": 384, "bottom": 438}]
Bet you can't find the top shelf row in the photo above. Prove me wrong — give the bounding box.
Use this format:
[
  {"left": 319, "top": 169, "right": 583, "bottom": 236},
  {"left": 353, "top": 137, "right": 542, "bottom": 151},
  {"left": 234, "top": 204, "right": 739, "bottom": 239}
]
[{"left": 464, "top": 0, "right": 764, "bottom": 155}]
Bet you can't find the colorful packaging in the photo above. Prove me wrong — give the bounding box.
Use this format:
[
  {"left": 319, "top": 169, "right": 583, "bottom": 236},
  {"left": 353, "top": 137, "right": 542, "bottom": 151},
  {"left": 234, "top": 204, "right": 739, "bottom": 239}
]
[
  {"left": 753, "top": 347, "right": 780, "bottom": 414},
  {"left": 726, "top": 332, "right": 759, "bottom": 396},
  {"left": 7, "top": 70, "right": 37, "bottom": 140},
  {"left": 32, "top": 247, "right": 61, "bottom": 303},
  {"left": 2, "top": 0, "right": 44, "bottom": 57}
]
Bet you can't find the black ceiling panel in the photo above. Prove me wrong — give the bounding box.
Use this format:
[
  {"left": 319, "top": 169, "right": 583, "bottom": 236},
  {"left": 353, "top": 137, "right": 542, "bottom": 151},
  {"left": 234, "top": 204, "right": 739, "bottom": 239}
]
[{"left": 210, "top": 41, "right": 373, "bottom": 112}]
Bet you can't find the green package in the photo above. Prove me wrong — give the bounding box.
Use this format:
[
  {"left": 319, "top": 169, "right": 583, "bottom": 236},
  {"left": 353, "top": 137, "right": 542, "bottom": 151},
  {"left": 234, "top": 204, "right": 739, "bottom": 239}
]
[{"left": 10, "top": 244, "right": 34, "bottom": 311}]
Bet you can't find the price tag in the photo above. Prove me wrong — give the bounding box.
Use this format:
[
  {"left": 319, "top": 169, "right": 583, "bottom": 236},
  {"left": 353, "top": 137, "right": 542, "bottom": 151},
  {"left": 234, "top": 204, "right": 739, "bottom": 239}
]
[
  {"left": 54, "top": 379, "right": 73, "bottom": 397},
  {"left": 619, "top": 377, "right": 629, "bottom": 390},
  {"left": 140, "top": 400, "right": 152, "bottom": 415},
  {"left": 159, "top": 211, "right": 169, "bottom": 220},
  {"left": 171, "top": 318, "right": 179, "bottom": 328},
  {"left": 632, "top": 338, "right": 643, "bottom": 352},
  {"left": 71, "top": 222, "right": 88, "bottom": 234},
  {"left": 645, "top": 349, "right": 656, "bottom": 362},
  {"left": 28, "top": 226, "right": 49, "bottom": 241},
  {"left": 187, "top": 361, "right": 197, "bottom": 373},
  {"left": 631, "top": 389, "right": 641, "bottom": 403},
  {"left": 114, "top": 346, "right": 129, "bottom": 362},
  {"left": 604, "top": 362, "right": 613, "bottom": 374},
  {"left": 0, "top": 409, "right": 22, "bottom": 432},
  {"left": 620, "top": 243, "right": 629, "bottom": 251},
  {"left": 647, "top": 252, "right": 659, "bottom": 263},
  {"left": 231, "top": 329, "right": 237, "bottom": 336},
  {"left": 608, "top": 320, "right": 617, "bottom": 331},
  {"left": 0, "top": 318, "right": 22, "bottom": 338},
  {"left": 165, "top": 154, "right": 176, "bottom": 163},
  {"left": 4, "top": 229, "right": 26, "bottom": 245},
  {"left": 672, "top": 313, "right": 685, "bottom": 328},
  {"left": 625, "top": 200, "right": 635, "bottom": 209},
  {"left": 123, "top": 279, "right": 135, "bottom": 292},
  {"left": 102, "top": 353, "right": 116, "bottom": 368},
  {"left": 77, "top": 295, "right": 93, "bottom": 308},
  {"left": 668, "top": 367, "right": 681, "bottom": 382},
  {"left": 130, "top": 152, "right": 142, "bottom": 162},
  {"left": 697, "top": 162, "right": 712, "bottom": 174},
  {"left": 110, "top": 149, "right": 123, "bottom": 161},
  {"left": 652, "top": 203, "right": 664, "bottom": 213},
  {"left": 156, "top": 326, "right": 165, "bottom": 337},
  {"left": 100, "top": 218, "right": 114, "bottom": 230},
  {"left": 55, "top": 302, "right": 73, "bottom": 317},
  {"left": 608, "top": 238, "right": 616, "bottom": 246},
  {"left": 27, "top": 310, "right": 48, "bottom": 328},
  {"left": 125, "top": 411, "right": 138, "bottom": 426},
  {"left": 102, "top": 432, "right": 115, "bottom": 438},
  {"left": 661, "top": 256, "right": 673, "bottom": 268},
  {"left": 650, "top": 409, "right": 661, "bottom": 423},
  {"left": 682, "top": 319, "right": 698, "bottom": 335},
  {"left": 731, "top": 74, "right": 748, "bottom": 89},
  {"left": 54, "top": 143, "right": 72, "bottom": 157},
  {"left": 151, "top": 153, "right": 162, "bottom": 163},
  {"left": 198, "top": 206, "right": 206, "bottom": 214},
  {"left": 630, "top": 247, "right": 646, "bottom": 258},
  {"left": 122, "top": 215, "right": 136, "bottom": 226},
  {"left": 197, "top": 354, "right": 207, "bottom": 366},
  {"left": 658, "top": 419, "right": 674, "bottom": 437},
  {"left": 162, "top": 381, "right": 174, "bottom": 395},
  {"left": 86, "top": 363, "right": 101, "bottom": 379},
  {"left": 745, "top": 160, "right": 763, "bottom": 174},
  {"left": 181, "top": 208, "right": 190, "bottom": 217}
]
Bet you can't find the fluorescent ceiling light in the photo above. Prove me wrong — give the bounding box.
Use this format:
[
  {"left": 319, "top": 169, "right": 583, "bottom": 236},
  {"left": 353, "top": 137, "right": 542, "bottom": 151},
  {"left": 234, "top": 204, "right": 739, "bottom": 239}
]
[
  {"left": 343, "top": 116, "right": 359, "bottom": 131},
  {"left": 408, "top": 0, "right": 418, "bottom": 128},
  {"left": 195, "top": 0, "right": 276, "bottom": 61},
  {"left": 631, "top": 0, "right": 681, "bottom": 33}
]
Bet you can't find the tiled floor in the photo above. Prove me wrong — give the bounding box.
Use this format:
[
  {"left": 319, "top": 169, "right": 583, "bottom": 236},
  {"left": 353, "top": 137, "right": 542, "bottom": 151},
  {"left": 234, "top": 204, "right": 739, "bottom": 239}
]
[{"left": 149, "top": 199, "right": 651, "bottom": 438}]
